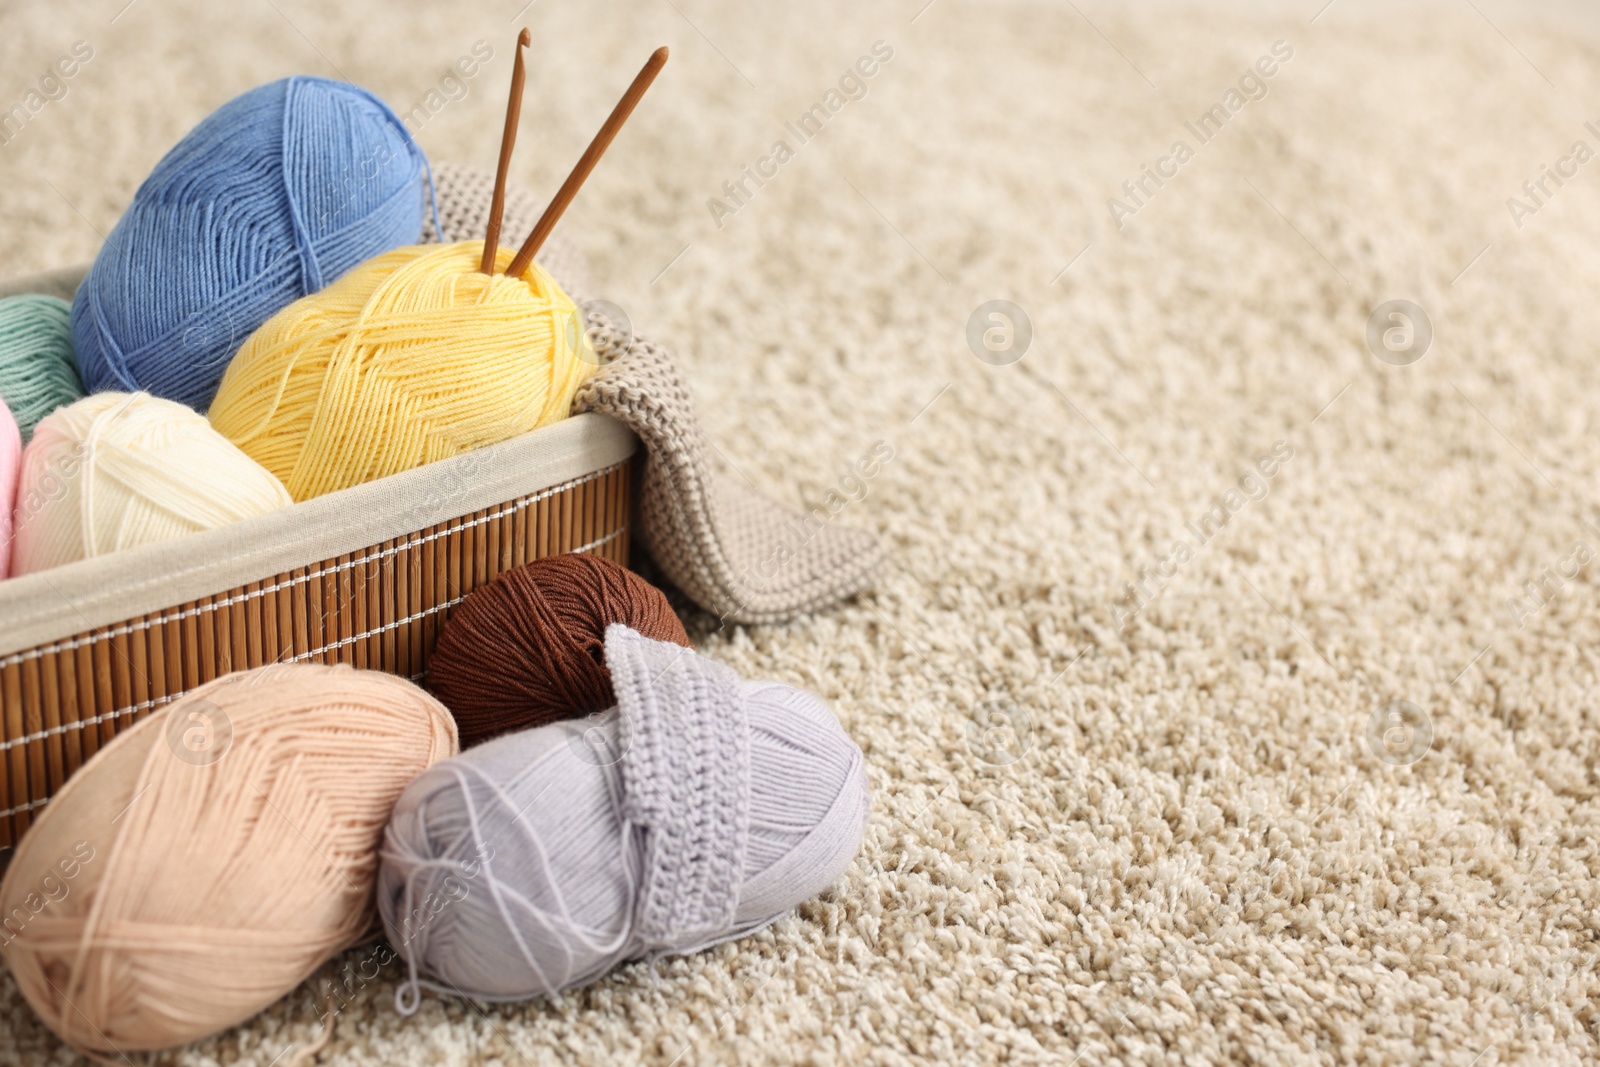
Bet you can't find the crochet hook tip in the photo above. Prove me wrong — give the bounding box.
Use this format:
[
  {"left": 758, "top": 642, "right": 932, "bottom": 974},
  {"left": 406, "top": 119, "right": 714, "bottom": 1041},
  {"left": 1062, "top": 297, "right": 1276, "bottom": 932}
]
[{"left": 481, "top": 28, "right": 532, "bottom": 274}]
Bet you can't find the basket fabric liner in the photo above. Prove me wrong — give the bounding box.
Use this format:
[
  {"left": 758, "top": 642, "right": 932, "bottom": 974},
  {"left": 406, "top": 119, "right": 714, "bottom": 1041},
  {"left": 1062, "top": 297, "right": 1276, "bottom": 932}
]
[{"left": 0, "top": 412, "right": 634, "bottom": 660}]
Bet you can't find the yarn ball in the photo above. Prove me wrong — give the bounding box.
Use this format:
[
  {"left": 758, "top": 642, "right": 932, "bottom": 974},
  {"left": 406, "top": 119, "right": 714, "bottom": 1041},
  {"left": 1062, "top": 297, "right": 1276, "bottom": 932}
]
[
  {"left": 72, "top": 76, "right": 431, "bottom": 411},
  {"left": 11, "top": 392, "right": 293, "bottom": 575},
  {"left": 0, "top": 398, "right": 19, "bottom": 578},
  {"left": 207, "top": 240, "right": 595, "bottom": 501},
  {"left": 428, "top": 554, "right": 690, "bottom": 746},
  {"left": 0, "top": 662, "right": 458, "bottom": 1055},
  {"left": 0, "top": 295, "right": 84, "bottom": 441},
  {"left": 378, "top": 625, "right": 869, "bottom": 1007}
]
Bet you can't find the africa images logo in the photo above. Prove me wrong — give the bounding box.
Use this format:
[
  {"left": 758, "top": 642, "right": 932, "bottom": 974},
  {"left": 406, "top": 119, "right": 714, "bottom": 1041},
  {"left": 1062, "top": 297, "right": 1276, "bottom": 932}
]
[
  {"left": 707, "top": 41, "right": 895, "bottom": 228},
  {"left": 1106, "top": 41, "right": 1294, "bottom": 229},
  {"left": 1115, "top": 441, "right": 1294, "bottom": 627}
]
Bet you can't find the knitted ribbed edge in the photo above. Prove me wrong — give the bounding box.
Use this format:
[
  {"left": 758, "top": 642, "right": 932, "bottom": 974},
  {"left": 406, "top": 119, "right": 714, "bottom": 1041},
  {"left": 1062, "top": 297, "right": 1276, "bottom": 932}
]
[
  {"left": 425, "top": 163, "right": 885, "bottom": 625},
  {"left": 577, "top": 323, "right": 885, "bottom": 624},
  {"left": 603, "top": 624, "right": 748, "bottom": 949}
]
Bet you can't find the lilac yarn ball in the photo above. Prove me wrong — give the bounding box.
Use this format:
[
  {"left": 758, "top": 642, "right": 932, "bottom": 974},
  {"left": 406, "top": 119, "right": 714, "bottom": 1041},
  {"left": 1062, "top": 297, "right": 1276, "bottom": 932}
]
[{"left": 377, "top": 626, "right": 870, "bottom": 1008}]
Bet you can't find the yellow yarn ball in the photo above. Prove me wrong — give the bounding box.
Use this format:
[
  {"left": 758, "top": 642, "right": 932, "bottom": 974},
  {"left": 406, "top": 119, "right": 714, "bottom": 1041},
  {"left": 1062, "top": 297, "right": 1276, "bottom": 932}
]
[
  {"left": 12, "top": 392, "right": 293, "bottom": 575},
  {"left": 208, "top": 241, "right": 596, "bottom": 502}
]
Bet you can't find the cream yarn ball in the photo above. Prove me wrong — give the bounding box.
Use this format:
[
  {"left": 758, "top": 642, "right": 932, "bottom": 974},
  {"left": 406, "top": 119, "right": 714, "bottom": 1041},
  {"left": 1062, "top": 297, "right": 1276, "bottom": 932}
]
[{"left": 12, "top": 391, "right": 293, "bottom": 575}]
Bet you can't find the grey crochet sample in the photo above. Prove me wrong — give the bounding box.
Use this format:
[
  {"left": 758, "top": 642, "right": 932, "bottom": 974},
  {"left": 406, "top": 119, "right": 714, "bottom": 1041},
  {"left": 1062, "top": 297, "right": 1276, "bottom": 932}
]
[
  {"left": 376, "top": 625, "right": 870, "bottom": 1007},
  {"left": 425, "top": 162, "right": 885, "bottom": 624},
  {"left": 607, "top": 621, "right": 749, "bottom": 949}
]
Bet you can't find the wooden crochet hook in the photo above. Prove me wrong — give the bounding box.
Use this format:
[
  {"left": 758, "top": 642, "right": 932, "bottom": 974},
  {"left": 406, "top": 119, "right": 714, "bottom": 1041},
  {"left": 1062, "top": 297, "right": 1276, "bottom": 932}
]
[
  {"left": 505, "top": 46, "right": 669, "bottom": 278},
  {"left": 481, "top": 27, "right": 532, "bottom": 274}
]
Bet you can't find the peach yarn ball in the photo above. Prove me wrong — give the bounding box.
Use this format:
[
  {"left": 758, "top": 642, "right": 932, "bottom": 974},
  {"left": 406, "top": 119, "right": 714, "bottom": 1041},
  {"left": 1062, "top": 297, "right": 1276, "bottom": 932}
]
[
  {"left": 0, "top": 397, "right": 19, "bottom": 577},
  {"left": 0, "top": 663, "right": 457, "bottom": 1055}
]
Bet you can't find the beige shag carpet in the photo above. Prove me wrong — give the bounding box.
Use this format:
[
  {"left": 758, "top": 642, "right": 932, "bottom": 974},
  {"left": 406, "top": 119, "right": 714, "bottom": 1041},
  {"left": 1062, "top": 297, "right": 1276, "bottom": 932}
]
[{"left": 6, "top": 0, "right": 1600, "bottom": 1062}]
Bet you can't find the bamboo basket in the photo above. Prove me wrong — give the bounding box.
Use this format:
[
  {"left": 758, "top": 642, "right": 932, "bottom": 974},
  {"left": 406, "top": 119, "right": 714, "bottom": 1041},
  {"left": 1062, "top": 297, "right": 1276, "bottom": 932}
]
[{"left": 0, "top": 269, "right": 638, "bottom": 851}]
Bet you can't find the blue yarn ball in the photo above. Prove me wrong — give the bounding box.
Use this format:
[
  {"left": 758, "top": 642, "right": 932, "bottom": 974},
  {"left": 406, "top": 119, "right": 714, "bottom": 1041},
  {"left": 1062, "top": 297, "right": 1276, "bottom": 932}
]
[{"left": 73, "top": 76, "right": 433, "bottom": 411}]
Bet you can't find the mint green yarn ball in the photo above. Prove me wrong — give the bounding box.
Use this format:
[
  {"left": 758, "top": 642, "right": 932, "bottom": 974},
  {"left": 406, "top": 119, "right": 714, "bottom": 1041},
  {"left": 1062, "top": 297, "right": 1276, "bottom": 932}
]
[{"left": 0, "top": 295, "right": 85, "bottom": 442}]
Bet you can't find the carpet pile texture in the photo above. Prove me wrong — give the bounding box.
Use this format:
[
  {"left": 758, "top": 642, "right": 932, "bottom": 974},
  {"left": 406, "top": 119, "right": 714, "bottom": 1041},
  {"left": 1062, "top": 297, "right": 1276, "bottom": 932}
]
[{"left": 3, "top": 0, "right": 1600, "bottom": 1062}]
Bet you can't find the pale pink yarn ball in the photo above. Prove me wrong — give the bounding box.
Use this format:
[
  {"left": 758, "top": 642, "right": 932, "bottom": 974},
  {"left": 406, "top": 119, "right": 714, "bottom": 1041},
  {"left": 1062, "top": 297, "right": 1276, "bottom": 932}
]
[{"left": 0, "top": 398, "right": 19, "bottom": 578}]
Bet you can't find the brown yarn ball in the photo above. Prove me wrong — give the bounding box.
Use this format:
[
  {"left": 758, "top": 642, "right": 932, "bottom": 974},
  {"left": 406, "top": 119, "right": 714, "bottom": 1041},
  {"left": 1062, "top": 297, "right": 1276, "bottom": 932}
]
[{"left": 428, "top": 554, "right": 690, "bottom": 745}]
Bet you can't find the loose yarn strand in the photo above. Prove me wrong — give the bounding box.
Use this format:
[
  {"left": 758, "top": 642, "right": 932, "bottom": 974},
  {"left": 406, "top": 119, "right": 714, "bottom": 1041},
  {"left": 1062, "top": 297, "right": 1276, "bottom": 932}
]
[
  {"left": 280, "top": 79, "right": 325, "bottom": 294},
  {"left": 390, "top": 750, "right": 643, "bottom": 1013},
  {"left": 282, "top": 965, "right": 338, "bottom": 1067},
  {"left": 420, "top": 145, "right": 443, "bottom": 254}
]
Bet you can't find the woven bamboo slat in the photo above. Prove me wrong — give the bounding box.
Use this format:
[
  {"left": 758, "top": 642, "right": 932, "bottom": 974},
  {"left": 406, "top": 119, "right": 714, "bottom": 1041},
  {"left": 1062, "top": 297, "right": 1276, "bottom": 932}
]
[{"left": 0, "top": 459, "right": 633, "bottom": 850}]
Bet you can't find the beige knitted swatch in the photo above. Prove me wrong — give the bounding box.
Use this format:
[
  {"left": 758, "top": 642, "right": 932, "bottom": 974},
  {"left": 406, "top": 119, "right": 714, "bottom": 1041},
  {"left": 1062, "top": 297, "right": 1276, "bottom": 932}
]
[{"left": 425, "top": 162, "right": 883, "bottom": 624}]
